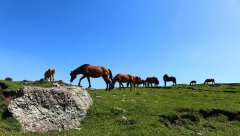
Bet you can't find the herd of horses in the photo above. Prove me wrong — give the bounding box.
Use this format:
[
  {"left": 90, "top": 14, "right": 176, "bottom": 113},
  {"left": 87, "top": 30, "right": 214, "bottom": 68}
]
[{"left": 44, "top": 64, "right": 215, "bottom": 91}]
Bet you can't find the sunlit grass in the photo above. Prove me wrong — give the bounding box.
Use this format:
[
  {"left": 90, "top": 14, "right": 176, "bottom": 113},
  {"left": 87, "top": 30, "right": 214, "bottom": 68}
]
[{"left": 0, "top": 82, "right": 240, "bottom": 135}]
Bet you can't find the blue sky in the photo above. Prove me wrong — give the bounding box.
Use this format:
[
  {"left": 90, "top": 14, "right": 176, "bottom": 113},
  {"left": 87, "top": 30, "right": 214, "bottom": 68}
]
[{"left": 0, "top": 0, "right": 240, "bottom": 88}]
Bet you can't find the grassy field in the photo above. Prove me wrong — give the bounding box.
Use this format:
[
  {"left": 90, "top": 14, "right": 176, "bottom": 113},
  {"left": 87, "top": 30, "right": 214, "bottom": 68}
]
[{"left": 0, "top": 81, "right": 240, "bottom": 136}]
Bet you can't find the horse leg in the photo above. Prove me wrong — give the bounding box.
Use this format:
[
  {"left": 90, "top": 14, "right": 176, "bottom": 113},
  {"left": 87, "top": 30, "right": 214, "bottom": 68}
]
[
  {"left": 118, "top": 83, "right": 121, "bottom": 90},
  {"left": 121, "top": 82, "right": 125, "bottom": 90},
  {"left": 127, "top": 82, "right": 129, "bottom": 88},
  {"left": 130, "top": 82, "right": 132, "bottom": 91},
  {"left": 103, "top": 78, "right": 110, "bottom": 91},
  {"left": 78, "top": 75, "right": 86, "bottom": 87},
  {"left": 87, "top": 77, "right": 91, "bottom": 88}
]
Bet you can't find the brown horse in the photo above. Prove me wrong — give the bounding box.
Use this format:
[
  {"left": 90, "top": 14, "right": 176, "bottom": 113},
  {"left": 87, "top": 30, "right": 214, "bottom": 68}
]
[
  {"left": 110, "top": 74, "right": 135, "bottom": 90},
  {"left": 127, "top": 76, "right": 142, "bottom": 87},
  {"left": 141, "top": 79, "right": 146, "bottom": 87},
  {"left": 44, "top": 68, "right": 55, "bottom": 81},
  {"left": 134, "top": 76, "right": 142, "bottom": 87},
  {"left": 145, "top": 77, "right": 159, "bottom": 86},
  {"left": 70, "top": 64, "right": 113, "bottom": 91}
]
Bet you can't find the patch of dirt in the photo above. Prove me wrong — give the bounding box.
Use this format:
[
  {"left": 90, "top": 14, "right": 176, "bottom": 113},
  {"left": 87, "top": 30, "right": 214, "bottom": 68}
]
[
  {"left": 199, "top": 109, "right": 240, "bottom": 121},
  {"left": 159, "top": 109, "right": 240, "bottom": 128},
  {"left": 159, "top": 114, "right": 199, "bottom": 128},
  {"left": 1, "top": 91, "right": 16, "bottom": 102},
  {"left": 223, "top": 90, "right": 238, "bottom": 93}
]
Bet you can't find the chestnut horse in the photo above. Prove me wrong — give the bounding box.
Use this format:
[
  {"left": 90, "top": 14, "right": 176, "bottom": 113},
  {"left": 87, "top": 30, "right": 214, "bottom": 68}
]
[
  {"left": 127, "top": 76, "right": 142, "bottom": 87},
  {"left": 145, "top": 77, "right": 159, "bottom": 86},
  {"left": 163, "top": 74, "right": 177, "bottom": 87},
  {"left": 70, "top": 64, "right": 113, "bottom": 91},
  {"left": 134, "top": 76, "right": 143, "bottom": 87},
  {"left": 44, "top": 68, "right": 55, "bottom": 81},
  {"left": 110, "top": 74, "right": 135, "bottom": 90}
]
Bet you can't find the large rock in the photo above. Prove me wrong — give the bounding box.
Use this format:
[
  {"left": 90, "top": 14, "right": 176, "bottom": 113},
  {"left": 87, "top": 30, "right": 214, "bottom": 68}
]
[{"left": 8, "top": 86, "right": 93, "bottom": 132}]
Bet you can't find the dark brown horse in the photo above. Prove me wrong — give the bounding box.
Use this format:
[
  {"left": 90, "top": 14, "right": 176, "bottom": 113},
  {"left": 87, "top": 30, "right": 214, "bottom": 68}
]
[
  {"left": 190, "top": 80, "right": 197, "bottom": 86},
  {"left": 141, "top": 79, "right": 146, "bottom": 87},
  {"left": 70, "top": 64, "right": 113, "bottom": 91},
  {"left": 204, "top": 79, "right": 215, "bottom": 85},
  {"left": 145, "top": 77, "right": 159, "bottom": 87},
  {"left": 163, "top": 74, "right": 177, "bottom": 87},
  {"left": 110, "top": 74, "right": 135, "bottom": 90},
  {"left": 44, "top": 68, "right": 55, "bottom": 81}
]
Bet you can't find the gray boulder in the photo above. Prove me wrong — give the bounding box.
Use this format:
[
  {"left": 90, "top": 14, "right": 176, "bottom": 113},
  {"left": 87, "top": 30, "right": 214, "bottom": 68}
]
[{"left": 8, "top": 86, "right": 93, "bottom": 132}]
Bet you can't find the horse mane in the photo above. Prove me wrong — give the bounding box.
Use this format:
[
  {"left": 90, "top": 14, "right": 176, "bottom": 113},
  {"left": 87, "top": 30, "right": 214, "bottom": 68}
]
[{"left": 73, "top": 64, "right": 90, "bottom": 73}]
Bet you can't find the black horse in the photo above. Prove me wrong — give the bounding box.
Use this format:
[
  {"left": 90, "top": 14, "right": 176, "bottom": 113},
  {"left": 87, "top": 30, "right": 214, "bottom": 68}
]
[
  {"left": 204, "top": 79, "right": 215, "bottom": 85},
  {"left": 163, "top": 74, "right": 177, "bottom": 87},
  {"left": 190, "top": 80, "right": 197, "bottom": 86}
]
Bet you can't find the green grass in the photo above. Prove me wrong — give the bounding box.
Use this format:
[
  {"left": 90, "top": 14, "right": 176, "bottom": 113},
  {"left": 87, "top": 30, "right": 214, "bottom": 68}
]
[
  {"left": 0, "top": 82, "right": 240, "bottom": 135},
  {"left": 0, "top": 80, "right": 53, "bottom": 92}
]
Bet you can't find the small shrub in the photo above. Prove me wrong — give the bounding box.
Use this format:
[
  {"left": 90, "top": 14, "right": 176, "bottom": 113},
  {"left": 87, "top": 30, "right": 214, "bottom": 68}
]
[
  {"left": 5, "top": 77, "right": 12, "bottom": 81},
  {"left": 38, "top": 78, "right": 46, "bottom": 83}
]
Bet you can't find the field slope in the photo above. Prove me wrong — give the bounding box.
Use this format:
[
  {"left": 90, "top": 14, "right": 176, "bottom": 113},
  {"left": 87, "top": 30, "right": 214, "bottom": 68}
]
[{"left": 0, "top": 81, "right": 240, "bottom": 136}]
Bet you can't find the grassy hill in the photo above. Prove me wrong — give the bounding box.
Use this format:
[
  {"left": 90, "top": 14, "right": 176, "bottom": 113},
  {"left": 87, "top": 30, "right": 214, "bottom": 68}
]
[{"left": 0, "top": 81, "right": 240, "bottom": 136}]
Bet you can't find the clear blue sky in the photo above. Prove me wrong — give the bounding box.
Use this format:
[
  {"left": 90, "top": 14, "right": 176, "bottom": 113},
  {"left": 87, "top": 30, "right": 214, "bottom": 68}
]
[{"left": 1, "top": 0, "right": 240, "bottom": 88}]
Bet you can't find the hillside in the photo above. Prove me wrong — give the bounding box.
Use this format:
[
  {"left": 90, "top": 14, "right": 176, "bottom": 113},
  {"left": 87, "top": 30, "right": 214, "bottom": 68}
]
[{"left": 0, "top": 81, "right": 240, "bottom": 135}]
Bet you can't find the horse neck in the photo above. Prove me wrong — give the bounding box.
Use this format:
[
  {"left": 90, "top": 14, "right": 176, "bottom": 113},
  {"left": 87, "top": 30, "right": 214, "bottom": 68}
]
[
  {"left": 164, "top": 76, "right": 169, "bottom": 81},
  {"left": 111, "top": 78, "right": 117, "bottom": 85},
  {"left": 73, "top": 68, "right": 83, "bottom": 75}
]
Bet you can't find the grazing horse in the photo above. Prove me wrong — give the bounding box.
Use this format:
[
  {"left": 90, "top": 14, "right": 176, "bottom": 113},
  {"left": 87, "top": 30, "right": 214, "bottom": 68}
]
[
  {"left": 127, "top": 76, "right": 142, "bottom": 87},
  {"left": 190, "top": 80, "right": 197, "bottom": 86},
  {"left": 204, "top": 79, "right": 215, "bottom": 85},
  {"left": 141, "top": 79, "right": 146, "bottom": 87},
  {"left": 145, "top": 77, "right": 159, "bottom": 87},
  {"left": 44, "top": 68, "right": 55, "bottom": 81},
  {"left": 70, "top": 64, "right": 113, "bottom": 91},
  {"left": 110, "top": 74, "right": 135, "bottom": 90},
  {"left": 163, "top": 74, "right": 177, "bottom": 87}
]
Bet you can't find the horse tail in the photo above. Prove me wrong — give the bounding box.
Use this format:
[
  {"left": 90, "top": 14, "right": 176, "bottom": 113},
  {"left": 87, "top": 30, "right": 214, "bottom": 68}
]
[{"left": 108, "top": 69, "right": 113, "bottom": 81}]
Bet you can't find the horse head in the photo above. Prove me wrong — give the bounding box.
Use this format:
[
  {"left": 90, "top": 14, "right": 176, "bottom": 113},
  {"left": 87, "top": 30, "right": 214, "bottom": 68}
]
[
  {"left": 70, "top": 71, "right": 77, "bottom": 83},
  {"left": 163, "top": 74, "right": 169, "bottom": 81},
  {"left": 109, "top": 82, "right": 115, "bottom": 89}
]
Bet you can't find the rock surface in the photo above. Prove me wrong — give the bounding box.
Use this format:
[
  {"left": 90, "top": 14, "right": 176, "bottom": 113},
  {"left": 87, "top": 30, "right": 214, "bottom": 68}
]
[{"left": 8, "top": 86, "right": 93, "bottom": 132}]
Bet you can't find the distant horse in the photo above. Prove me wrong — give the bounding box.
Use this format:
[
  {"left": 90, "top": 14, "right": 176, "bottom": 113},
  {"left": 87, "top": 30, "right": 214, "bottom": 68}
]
[
  {"left": 141, "top": 79, "right": 146, "bottom": 87},
  {"left": 110, "top": 74, "right": 135, "bottom": 90},
  {"left": 204, "top": 79, "right": 215, "bottom": 85},
  {"left": 70, "top": 64, "right": 113, "bottom": 91},
  {"left": 127, "top": 76, "right": 142, "bottom": 87},
  {"left": 44, "top": 68, "right": 55, "bottom": 81},
  {"left": 190, "top": 80, "right": 197, "bottom": 86},
  {"left": 163, "top": 74, "right": 177, "bottom": 87},
  {"left": 145, "top": 77, "right": 159, "bottom": 87}
]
